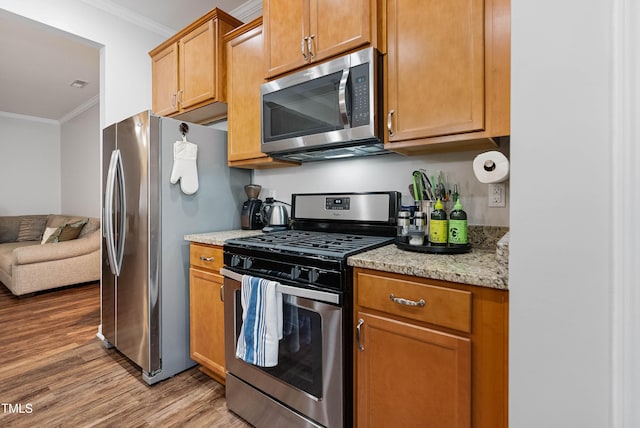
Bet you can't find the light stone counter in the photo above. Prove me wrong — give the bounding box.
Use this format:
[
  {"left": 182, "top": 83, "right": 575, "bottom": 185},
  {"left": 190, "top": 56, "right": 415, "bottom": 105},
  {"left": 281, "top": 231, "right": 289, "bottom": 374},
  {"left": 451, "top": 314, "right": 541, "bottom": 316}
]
[
  {"left": 184, "top": 229, "right": 263, "bottom": 246},
  {"left": 348, "top": 229, "right": 509, "bottom": 290},
  {"left": 185, "top": 228, "right": 509, "bottom": 289}
]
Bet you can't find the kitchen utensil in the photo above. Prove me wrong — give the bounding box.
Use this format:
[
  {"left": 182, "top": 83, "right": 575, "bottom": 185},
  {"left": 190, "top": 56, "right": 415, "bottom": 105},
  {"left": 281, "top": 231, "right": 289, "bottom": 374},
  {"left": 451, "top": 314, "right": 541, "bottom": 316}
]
[
  {"left": 241, "top": 184, "right": 264, "bottom": 230},
  {"left": 261, "top": 198, "right": 290, "bottom": 232}
]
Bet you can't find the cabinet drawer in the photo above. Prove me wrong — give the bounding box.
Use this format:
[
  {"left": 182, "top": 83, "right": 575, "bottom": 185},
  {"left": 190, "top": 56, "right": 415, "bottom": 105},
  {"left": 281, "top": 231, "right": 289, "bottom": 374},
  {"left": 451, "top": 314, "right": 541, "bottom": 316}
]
[
  {"left": 357, "top": 272, "right": 472, "bottom": 333},
  {"left": 189, "top": 243, "right": 224, "bottom": 272}
]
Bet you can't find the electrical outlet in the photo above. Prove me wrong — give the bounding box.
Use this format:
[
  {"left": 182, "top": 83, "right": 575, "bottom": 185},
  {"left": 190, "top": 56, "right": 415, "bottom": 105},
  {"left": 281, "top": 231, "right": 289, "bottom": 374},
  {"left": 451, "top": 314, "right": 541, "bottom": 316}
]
[{"left": 488, "top": 183, "right": 506, "bottom": 207}]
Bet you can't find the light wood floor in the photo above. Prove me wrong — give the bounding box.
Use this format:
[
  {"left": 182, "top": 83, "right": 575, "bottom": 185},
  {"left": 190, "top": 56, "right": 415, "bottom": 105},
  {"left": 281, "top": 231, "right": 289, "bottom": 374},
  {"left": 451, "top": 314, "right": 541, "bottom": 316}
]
[{"left": 0, "top": 282, "right": 251, "bottom": 428}]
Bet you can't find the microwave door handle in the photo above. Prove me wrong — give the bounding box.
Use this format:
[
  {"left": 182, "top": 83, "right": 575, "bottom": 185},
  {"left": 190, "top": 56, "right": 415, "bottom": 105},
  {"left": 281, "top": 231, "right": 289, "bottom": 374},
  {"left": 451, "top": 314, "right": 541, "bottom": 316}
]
[{"left": 338, "top": 68, "right": 351, "bottom": 129}]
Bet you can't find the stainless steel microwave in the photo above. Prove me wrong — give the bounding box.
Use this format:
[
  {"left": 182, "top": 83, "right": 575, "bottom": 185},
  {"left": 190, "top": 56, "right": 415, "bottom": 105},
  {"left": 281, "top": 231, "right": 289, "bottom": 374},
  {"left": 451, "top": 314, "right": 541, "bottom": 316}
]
[{"left": 260, "top": 47, "right": 386, "bottom": 162}]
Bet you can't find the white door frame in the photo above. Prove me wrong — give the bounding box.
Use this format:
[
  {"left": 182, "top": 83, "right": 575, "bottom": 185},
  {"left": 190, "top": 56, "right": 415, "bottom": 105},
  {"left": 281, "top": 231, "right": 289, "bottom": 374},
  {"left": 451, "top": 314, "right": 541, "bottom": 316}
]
[{"left": 611, "top": 0, "right": 640, "bottom": 426}]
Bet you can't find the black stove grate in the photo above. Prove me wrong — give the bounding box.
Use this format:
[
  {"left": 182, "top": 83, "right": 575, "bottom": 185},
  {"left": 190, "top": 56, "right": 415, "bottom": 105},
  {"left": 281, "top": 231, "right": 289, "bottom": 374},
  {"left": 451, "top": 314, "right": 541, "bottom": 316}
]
[{"left": 225, "top": 231, "right": 393, "bottom": 259}]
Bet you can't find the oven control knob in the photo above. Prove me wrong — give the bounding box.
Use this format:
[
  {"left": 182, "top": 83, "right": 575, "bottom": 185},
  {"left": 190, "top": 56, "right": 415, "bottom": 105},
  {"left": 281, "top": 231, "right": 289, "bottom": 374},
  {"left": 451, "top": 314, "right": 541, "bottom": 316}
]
[
  {"left": 291, "top": 266, "right": 301, "bottom": 280},
  {"left": 230, "top": 255, "right": 241, "bottom": 267},
  {"left": 309, "top": 268, "right": 320, "bottom": 283},
  {"left": 243, "top": 257, "right": 253, "bottom": 269}
]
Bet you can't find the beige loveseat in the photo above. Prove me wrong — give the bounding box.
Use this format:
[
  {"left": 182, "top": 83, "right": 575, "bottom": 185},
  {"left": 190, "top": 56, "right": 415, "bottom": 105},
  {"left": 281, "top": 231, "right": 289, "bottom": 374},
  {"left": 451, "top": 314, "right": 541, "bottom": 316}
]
[{"left": 0, "top": 214, "right": 100, "bottom": 296}]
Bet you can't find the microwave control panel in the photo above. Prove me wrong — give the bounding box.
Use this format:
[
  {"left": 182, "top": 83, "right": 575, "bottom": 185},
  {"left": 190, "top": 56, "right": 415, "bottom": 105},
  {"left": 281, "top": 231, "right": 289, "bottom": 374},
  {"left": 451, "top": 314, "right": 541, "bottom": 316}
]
[{"left": 350, "top": 63, "right": 370, "bottom": 128}]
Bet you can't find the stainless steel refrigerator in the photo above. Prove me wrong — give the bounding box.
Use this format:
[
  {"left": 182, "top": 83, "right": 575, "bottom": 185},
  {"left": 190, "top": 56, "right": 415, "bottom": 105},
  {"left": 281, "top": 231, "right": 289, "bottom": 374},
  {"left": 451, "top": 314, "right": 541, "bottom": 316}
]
[{"left": 99, "top": 110, "right": 249, "bottom": 384}]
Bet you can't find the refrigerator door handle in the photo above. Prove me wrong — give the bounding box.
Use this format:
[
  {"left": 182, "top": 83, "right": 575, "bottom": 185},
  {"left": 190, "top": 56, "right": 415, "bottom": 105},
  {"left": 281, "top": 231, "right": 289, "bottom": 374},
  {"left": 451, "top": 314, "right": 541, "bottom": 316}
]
[{"left": 104, "top": 149, "right": 126, "bottom": 276}]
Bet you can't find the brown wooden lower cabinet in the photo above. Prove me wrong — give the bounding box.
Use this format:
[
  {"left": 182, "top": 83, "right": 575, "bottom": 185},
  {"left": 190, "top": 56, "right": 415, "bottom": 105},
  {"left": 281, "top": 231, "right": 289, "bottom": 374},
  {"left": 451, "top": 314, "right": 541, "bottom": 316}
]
[
  {"left": 353, "top": 268, "right": 508, "bottom": 428},
  {"left": 189, "top": 243, "right": 226, "bottom": 384}
]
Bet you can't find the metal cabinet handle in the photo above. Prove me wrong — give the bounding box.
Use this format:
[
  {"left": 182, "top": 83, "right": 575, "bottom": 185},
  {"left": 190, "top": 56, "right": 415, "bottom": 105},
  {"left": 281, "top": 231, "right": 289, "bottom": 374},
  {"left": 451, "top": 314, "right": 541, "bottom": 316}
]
[
  {"left": 307, "top": 34, "right": 315, "bottom": 58},
  {"left": 356, "top": 318, "right": 365, "bottom": 351},
  {"left": 219, "top": 284, "right": 224, "bottom": 302},
  {"left": 301, "top": 37, "right": 308, "bottom": 60},
  {"left": 387, "top": 110, "right": 395, "bottom": 137},
  {"left": 200, "top": 256, "right": 215, "bottom": 262},
  {"left": 390, "top": 293, "right": 426, "bottom": 307},
  {"left": 177, "top": 89, "right": 183, "bottom": 107},
  {"left": 171, "top": 93, "right": 177, "bottom": 109}
]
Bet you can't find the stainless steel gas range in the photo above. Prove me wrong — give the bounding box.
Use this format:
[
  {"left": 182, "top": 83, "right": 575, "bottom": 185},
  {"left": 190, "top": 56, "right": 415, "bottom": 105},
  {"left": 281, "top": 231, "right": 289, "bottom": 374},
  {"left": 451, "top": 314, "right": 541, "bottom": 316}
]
[{"left": 221, "top": 191, "right": 400, "bottom": 428}]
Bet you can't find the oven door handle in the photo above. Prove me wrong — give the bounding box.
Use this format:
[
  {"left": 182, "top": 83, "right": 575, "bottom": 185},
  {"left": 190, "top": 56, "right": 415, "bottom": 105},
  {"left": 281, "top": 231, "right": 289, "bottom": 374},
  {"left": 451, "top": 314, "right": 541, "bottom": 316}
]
[{"left": 220, "top": 267, "right": 340, "bottom": 305}]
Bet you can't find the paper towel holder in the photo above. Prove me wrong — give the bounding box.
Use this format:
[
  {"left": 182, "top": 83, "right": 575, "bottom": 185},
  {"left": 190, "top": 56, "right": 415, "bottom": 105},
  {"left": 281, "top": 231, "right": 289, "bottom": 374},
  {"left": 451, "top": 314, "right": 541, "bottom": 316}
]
[{"left": 483, "top": 160, "right": 497, "bottom": 172}]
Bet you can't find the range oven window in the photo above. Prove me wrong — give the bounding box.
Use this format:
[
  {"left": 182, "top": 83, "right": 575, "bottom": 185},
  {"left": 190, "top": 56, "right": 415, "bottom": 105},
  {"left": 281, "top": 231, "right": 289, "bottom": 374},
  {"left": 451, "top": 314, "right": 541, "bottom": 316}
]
[{"left": 234, "top": 291, "right": 324, "bottom": 399}]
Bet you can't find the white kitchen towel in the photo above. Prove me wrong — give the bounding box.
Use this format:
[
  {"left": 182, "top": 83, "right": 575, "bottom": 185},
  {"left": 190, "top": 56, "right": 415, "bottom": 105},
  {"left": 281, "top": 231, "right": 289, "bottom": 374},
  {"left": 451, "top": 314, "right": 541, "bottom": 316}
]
[
  {"left": 170, "top": 140, "right": 199, "bottom": 195},
  {"left": 236, "top": 275, "right": 283, "bottom": 367}
]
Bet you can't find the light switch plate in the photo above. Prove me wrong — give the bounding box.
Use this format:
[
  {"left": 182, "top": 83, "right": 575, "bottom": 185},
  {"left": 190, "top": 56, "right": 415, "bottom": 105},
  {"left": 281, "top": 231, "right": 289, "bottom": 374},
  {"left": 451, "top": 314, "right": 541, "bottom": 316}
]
[{"left": 488, "top": 183, "right": 506, "bottom": 207}]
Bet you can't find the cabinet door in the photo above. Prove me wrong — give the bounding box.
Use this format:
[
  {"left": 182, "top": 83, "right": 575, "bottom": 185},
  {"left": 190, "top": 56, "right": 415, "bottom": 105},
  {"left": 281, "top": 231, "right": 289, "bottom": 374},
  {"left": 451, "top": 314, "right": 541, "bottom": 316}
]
[
  {"left": 151, "top": 43, "right": 179, "bottom": 116},
  {"left": 227, "top": 24, "right": 268, "bottom": 162},
  {"left": 180, "top": 20, "right": 215, "bottom": 109},
  {"left": 309, "top": 0, "right": 372, "bottom": 63},
  {"left": 189, "top": 267, "right": 226, "bottom": 382},
  {"left": 264, "top": 0, "right": 309, "bottom": 78},
  {"left": 356, "top": 311, "right": 471, "bottom": 428},
  {"left": 386, "top": 0, "right": 485, "bottom": 142}
]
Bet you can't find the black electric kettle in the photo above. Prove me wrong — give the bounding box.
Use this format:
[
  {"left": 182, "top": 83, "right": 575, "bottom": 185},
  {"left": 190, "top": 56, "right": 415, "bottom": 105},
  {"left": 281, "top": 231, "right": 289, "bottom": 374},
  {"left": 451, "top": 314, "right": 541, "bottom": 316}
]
[{"left": 260, "top": 198, "right": 290, "bottom": 232}]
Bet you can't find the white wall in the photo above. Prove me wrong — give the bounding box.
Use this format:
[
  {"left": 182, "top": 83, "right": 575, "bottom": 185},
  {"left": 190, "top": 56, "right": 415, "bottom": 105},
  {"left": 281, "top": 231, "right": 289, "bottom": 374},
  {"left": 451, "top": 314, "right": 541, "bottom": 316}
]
[
  {"left": 254, "top": 146, "right": 510, "bottom": 226},
  {"left": 60, "top": 103, "right": 100, "bottom": 217},
  {"left": 0, "top": 0, "right": 166, "bottom": 127},
  {"left": 510, "top": 0, "right": 614, "bottom": 427},
  {"left": 0, "top": 113, "right": 61, "bottom": 215}
]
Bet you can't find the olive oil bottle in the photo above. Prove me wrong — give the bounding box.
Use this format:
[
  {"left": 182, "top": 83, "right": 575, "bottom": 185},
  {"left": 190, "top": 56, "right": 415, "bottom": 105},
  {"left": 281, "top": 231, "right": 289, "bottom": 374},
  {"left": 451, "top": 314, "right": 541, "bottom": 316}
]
[
  {"left": 448, "top": 199, "right": 468, "bottom": 246},
  {"left": 429, "top": 198, "right": 448, "bottom": 245}
]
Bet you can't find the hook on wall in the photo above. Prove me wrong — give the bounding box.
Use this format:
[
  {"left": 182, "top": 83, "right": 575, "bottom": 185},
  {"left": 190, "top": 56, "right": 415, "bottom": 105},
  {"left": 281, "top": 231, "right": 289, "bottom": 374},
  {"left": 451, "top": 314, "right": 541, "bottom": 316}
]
[{"left": 179, "top": 122, "right": 189, "bottom": 137}]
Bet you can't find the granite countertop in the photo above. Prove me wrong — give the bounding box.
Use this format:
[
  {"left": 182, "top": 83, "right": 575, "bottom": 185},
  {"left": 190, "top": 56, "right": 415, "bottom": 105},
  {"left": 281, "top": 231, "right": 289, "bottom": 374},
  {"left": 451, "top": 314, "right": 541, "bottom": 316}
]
[
  {"left": 348, "top": 227, "right": 509, "bottom": 290},
  {"left": 185, "top": 227, "right": 509, "bottom": 290},
  {"left": 184, "top": 229, "right": 263, "bottom": 246}
]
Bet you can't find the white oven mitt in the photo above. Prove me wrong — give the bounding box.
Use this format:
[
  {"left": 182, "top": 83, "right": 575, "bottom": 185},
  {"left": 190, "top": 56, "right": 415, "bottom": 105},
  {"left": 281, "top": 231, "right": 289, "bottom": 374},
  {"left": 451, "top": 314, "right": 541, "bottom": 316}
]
[{"left": 170, "top": 140, "right": 198, "bottom": 195}]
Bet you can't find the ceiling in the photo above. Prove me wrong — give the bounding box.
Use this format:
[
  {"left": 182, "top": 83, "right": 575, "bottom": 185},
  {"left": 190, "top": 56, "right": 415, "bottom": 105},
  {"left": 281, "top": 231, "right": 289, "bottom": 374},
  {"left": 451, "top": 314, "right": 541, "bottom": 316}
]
[{"left": 0, "top": 0, "right": 248, "bottom": 122}]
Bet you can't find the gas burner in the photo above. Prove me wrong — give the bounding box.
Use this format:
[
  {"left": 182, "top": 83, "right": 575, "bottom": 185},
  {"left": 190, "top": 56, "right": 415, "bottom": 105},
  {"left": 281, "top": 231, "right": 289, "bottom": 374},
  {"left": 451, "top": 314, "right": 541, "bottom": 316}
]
[{"left": 225, "top": 231, "right": 393, "bottom": 259}]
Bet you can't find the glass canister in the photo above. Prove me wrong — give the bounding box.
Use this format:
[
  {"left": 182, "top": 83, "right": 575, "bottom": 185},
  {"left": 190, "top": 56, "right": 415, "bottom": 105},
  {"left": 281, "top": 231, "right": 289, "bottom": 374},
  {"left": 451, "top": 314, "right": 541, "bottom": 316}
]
[
  {"left": 397, "top": 210, "right": 411, "bottom": 240},
  {"left": 409, "top": 211, "right": 425, "bottom": 245}
]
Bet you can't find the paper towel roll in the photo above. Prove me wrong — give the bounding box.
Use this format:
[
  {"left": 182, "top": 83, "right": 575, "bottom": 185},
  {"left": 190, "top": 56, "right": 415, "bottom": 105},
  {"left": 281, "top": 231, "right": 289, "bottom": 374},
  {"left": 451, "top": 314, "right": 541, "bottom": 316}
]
[{"left": 473, "top": 151, "right": 510, "bottom": 183}]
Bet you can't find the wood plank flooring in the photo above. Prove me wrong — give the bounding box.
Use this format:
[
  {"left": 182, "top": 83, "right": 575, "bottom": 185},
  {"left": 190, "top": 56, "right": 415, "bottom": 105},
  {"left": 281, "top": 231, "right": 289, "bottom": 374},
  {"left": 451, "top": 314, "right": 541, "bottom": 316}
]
[{"left": 0, "top": 282, "right": 251, "bottom": 427}]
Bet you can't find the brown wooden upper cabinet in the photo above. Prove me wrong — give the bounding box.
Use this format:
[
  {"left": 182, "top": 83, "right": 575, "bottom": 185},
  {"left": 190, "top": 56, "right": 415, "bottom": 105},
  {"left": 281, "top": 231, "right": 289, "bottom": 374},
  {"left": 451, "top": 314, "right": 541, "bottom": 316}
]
[
  {"left": 225, "top": 18, "right": 300, "bottom": 169},
  {"left": 384, "top": 0, "right": 510, "bottom": 154},
  {"left": 149, "top": 9, "right": 243, "bottom": 123},
  {"left": 264, "top": 0, "right": 380, "bottom": 78}
]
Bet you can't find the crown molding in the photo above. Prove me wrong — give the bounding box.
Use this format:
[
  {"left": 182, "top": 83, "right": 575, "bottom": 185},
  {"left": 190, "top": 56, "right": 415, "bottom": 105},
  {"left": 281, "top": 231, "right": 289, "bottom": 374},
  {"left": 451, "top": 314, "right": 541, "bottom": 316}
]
[
  {"left": 80, "top": 0, "right": 175, "bottom": 38},
  {"left": 231, "top": 0, "right": 263, "bottom": 22},
  {"left": 59, "top": 95, "right": 100, "bottom": 124},
  {"left": 0, "top": 111, "right": 60, "bottom": 126}
]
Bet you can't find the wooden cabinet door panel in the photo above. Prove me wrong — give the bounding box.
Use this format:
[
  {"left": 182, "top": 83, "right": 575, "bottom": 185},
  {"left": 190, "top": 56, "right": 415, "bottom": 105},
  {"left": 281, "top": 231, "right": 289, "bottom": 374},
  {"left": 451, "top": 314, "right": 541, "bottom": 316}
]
[
  {"left": 227, "top": 24, "right": 267, "bottom": 162},
  {"left": 357, "top": 311, "right": 471, "bottom": 428},
  {"left": 180, "top": 20, "right": 215, "bottom": 109},
  {"left": 387, "top": 0, "right": 485, "bottom": 141},
  {"left": 151, "top": 43, "right": 179, "bottom": 116},
  {"left": 309, "top": 0, "right": 371, "bottom": 63},
  {"left": 264, "top": 0, "right": 309, "bottom": 78},
  {"left": 189, "top": 267, "right": 225, "bottom": 381}
]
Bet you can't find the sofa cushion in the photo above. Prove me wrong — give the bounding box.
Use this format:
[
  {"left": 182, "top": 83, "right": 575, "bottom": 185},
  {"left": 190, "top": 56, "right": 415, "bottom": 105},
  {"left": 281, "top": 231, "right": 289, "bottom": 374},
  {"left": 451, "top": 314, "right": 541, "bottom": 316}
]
[
  {"left": 58, "top": 218, "right": 89, "bottom": 242},
  {"left": 41, "top": 227, "right": 62, "bottom": 244},
  {"left": 0, "top": 216, "right": 21, "bottom": 243},
  {"left": 16, "top": 216, "right": 48, "bottom": 242}
]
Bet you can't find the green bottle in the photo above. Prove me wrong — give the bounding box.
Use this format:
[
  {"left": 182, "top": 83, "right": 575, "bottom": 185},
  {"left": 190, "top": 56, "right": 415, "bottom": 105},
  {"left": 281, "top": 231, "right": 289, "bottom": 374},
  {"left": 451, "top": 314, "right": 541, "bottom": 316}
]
[
  {"left": 448, "top": 199, "right": 468, "bottom": 245},
  {"left": 429, "top": 198, "right": 448, "bottom": 245}
]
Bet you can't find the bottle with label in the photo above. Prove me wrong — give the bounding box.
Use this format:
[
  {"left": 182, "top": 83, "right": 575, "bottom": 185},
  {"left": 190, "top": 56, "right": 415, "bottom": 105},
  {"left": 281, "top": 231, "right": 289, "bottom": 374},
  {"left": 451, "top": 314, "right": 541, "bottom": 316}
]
[
  {"left": 429, "top": 198, "right": 448, "bottom": 245},
  {"left": 448, "top": 199, "right": 468, "bottom": 246}
]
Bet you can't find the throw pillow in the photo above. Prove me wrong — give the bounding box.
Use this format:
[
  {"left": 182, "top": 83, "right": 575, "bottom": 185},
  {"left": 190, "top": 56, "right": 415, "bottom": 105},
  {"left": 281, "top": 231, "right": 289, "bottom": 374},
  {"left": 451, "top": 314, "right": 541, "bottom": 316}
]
[
  {"left": 16, "top": 217, "right": 48, "bottom": 242},
  {"left": 58, "top": 218, "right": 89, "bottom": 242},
  {"left": 41, "top": 226, "right": 62, "bottom": 244}
]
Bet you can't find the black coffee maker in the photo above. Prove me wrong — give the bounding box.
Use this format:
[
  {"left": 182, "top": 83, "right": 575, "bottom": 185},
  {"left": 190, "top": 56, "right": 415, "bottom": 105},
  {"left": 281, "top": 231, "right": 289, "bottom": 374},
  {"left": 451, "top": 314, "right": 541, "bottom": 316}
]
[{"left": 241, "top": 184, "right": 264, "bottom": 230}]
